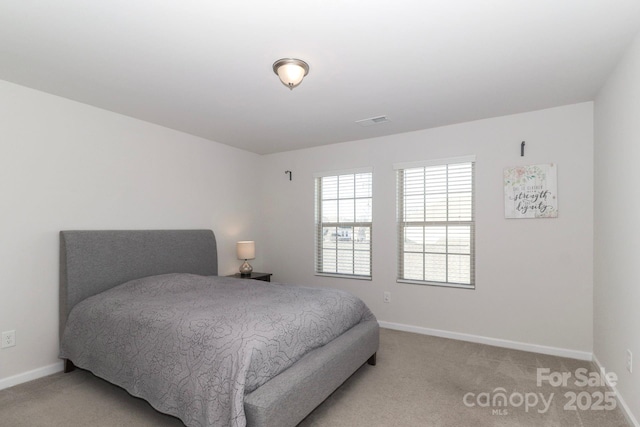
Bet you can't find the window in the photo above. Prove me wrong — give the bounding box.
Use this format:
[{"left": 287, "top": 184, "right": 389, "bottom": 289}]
[
  {"left": 395, "top": 156, "right": 475, "bottom": 288},
  {"left": 315, "top": 168, "right": 372, "bottom": 279}
]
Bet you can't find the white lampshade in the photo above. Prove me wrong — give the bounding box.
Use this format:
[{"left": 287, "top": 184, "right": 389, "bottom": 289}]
[
  {"left": 236, "top": 241, "right": 255, "bottom": 260},
  {"left": 273, "top": 58, "right": 309, "bottom": 90}
]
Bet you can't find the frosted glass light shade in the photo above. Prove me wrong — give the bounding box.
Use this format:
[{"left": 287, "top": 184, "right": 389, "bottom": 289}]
[
  {"left": 236, "top": 241, "right": 255, "bottom": 260},
  {"left": 273, "top": 58, "right": 309, "bottom": 90}
]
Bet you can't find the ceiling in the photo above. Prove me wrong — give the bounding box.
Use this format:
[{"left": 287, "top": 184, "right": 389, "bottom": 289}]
[{"left": 1, "top": 1, "right": 640, "bottom": 155}]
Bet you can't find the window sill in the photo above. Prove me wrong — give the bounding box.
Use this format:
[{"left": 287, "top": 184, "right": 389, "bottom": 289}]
[
  {"left": 397, "top": 279, "right": 474, "bottom": 290},
  {"left": 315, "top": 273, "right": 372, "bottom": 281}
]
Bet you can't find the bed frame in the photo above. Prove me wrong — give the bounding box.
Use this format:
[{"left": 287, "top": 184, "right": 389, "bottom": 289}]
[{"left": 59, "top": 230, "right": 379, "bottom": 427}]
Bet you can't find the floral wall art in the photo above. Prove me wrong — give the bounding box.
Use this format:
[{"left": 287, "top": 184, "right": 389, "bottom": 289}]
[{"left": 504, "top": 164, "right": 558, "bottom": 219}]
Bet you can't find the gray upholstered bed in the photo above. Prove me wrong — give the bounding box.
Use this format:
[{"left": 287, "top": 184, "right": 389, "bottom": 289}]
[{"left": 59, "top": 230, "right": 379, "bottom": 427}]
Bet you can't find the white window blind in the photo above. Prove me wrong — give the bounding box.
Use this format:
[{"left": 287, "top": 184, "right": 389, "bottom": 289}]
[
  {"left": 395, "top": 157, "right": 475, "bottom": 288},
  {"left": 315, "top": 170, "right": 372, "bottom": 279}
]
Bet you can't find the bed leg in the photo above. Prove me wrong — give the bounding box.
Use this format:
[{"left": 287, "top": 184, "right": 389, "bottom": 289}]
[
  {"left": 64, "top": 359, "right": 76, "bottom": 373},
  {"left": 367, "top": 353, "right": 377, "bottom": 366}
]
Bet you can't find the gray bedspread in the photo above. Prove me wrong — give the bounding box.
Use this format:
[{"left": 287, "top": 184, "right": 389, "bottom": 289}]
[{"left": 60, "top": 273, "right": 375, "bottom": 427}]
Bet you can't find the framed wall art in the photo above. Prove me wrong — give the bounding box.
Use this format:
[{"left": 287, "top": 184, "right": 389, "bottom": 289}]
[{"left": 504, "top": 164, "right": 558, "bottom": 219}]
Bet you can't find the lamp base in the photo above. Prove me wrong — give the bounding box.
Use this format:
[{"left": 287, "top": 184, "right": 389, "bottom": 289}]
[{"left": 239, "top": 260, "right": 253, "bottom": 276}]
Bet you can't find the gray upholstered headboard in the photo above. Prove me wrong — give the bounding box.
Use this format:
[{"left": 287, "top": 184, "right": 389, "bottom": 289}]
[{"left": 59, "top": 229, "right": 218, "bottom": 339}]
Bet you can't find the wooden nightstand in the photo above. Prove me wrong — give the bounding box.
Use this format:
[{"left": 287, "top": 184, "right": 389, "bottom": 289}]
[{"left": 227, "top": 272, "right": 272, "bottom": 282}]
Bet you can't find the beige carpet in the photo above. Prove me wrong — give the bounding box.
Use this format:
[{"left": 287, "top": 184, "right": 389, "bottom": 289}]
[{"left": 0, "top": 328, "right": 630, "bottom": 426}]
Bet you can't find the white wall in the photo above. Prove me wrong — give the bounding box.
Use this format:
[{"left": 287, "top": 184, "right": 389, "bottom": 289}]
[
  {"left": 0, "top": 80, "right": 263, "bottom": 385},
  {"left": 594, "top": 31, "right": 640, "bottom": 423},
  {"left": 0, "top": 77, "right": 599, "bottom": 390},
  {"left": 261, "top": 103, "right": 594, "bottom": 355}
]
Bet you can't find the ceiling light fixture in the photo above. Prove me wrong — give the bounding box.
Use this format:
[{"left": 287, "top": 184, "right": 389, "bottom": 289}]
[{"left": 272, "top": 58, "right": 309, "bottom": 90}]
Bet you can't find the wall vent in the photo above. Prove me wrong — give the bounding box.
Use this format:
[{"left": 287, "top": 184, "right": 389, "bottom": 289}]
[{"left": 355, "top": 115, "right": 390, "bottom": 127}]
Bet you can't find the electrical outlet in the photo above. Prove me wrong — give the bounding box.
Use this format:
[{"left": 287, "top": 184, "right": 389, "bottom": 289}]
[
  {"left": 627, "top": 349, "right": 633, "bottom": 373},
  {"left": 383, "top": 292, "right": 391, "bottom": 303},
  {"left": 2, "top": 330, "right": 16, "bottom": 349}
]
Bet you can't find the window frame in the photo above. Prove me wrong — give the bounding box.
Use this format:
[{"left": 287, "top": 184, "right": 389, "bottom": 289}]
[
  {"left": 314, "top": 168, "right": 373, "bottom": 280},
  {"left": 394, "top": 156, "right": 475, "bottom": 289}
]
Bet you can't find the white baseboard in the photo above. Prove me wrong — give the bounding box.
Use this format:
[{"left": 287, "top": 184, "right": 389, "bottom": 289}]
[
  {"left": 0, "top": 326, "right": 595, "bottom": 393},
  {"left": 0, "top": 361, "right": 64, "bottom": 391},
  {"left": 378, "top": 320, "right": 593, "bottom": 361},
  {"left": 592, "top": 355, "right": 640, "bottom": 427}
]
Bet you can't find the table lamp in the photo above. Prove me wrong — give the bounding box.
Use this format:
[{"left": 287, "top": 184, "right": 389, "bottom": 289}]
[{"left": 236, "top": 241, "right": 255, "bottom": 276}]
